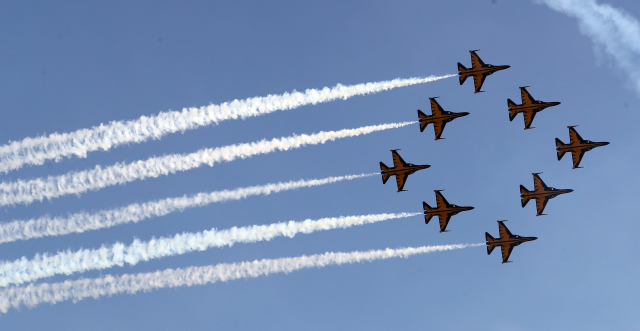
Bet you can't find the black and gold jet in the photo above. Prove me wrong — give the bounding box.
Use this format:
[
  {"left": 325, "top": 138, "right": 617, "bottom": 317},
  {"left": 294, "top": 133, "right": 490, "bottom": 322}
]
[
  {"left": 556, "top": 125, "right": 609, "bottom": 169},
  {"left": 423, "top": 190, "right": 474, "bottom": 232},
  {"left": 508, "top": 86, "right": 561, "bottom": 130},
  {"left": 418, "top": 97, "right": 469, "bottom": 140},
  {"left": 458, "top": 50, "right": 510, "bottom": 93},
  {"left": 486, "top": 221, "right": 537, "bottom": 264},
  {"left": 520, "top": 172, "right": 573, "bottom": 216},
  {"left": 380, "top": 150, "right": 430, "bottom": 192}
]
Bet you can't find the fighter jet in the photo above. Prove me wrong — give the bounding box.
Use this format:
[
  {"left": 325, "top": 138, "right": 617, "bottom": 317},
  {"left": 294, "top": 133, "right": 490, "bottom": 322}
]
[
  {"left": 423, "top": 190, "right": 474, "bottom": 232},
  {"left": 508, "top": 86, "right": 561, "bottom": 130},
  {"left": 458, "top": 50, "right": 510, "bottom": 93},
  {"left": 556, "top": 125, "right": 610, "bottom": 169},
  {"left": 380, "top": 150, "right": 430, "bottom": 192},
  {"left": 418, "top": 97, "right": 470, "bottom": 140},
  {"left": 520, "top": 172, "right": 573, "bottom": 216},
  {"left": 486, "top": 221, "right": 537, "bottom": 264}
]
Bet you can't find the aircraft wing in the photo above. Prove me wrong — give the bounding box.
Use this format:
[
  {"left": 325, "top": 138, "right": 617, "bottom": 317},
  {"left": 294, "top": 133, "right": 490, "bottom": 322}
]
[
  {"left": 391, "top": 150, "right": 407, "bottom": 168},
  {"left": 438, "top": 213, "right": 453, "bottom": 232},
  {"left": 498, "top": 221, "right": 513, "bottom": 239},
  {"left": 571, "top": 149, "right": 587, "bottom": 168},
  {"left": 433, "top": 120, "right": 447, "bottom": 140},
  {"left": 473, "top": 73, "right": 488, "bottom": 93},
  {"left": 569, "top": 127, "right": 585, "bottom": 145},
  {"left": 532, "top": 173, "right": 549, "bottom": 191},
  {"left": 523, "top": 111, "right": 536, "bottom": 129},
  {"left": 395, "top": 172, "right": 409, "bottom": 192},
  {"left": 520, "top": 87, "right": 536, "bottom": 105},
  {"left": 470, "top": 51, "right": 486, "bottom": 68},
  {"left": 535, "top": 197, "right": 550, "bottom": 216},
  {"left": 500, "top": 243, "right": 516, "bottom": 263},
  {"left": 435, "top": 191, "right": 450, "bottom": 208},
  {"left": 430, "top": 98, "right": 445, "bottom": 116}
]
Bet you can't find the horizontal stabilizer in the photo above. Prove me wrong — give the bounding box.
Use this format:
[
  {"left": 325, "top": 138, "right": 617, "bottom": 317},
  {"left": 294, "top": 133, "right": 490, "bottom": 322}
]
[
  {"left": 459, "top": 73, "right": 469, "bottom": 86},
  {"left": 507, "top": 98, "right": 517, "bottom": 109},
  {"left": 419, "top": 121, "right": 429, "bottom": 132},
  {"left": 380, "top": 162, "right": 390, "bottom": 184},
  {"left": 555, "top": 137, "right": 566, "bottom": 148},
  {"left": 520, "top": 185, "right": 531, "bottom": 207},
  {"left": 423, "top": 201, "right": 433, "bottom": 212},
  {"left": 424, "top": 214, "right": 434, "bottom": 224},
  {"left": 457, "top": 62, "right": 467, "bottom": 72},
  {"left": 417, "top": 109, "right": 428, "bottom": 119},
  {"left": 555, "top": 138, "right": 567, "bottom": 160},
  {"left": 507, "top": 99, "right": 518, "bottom": 121},
  {"left": 485, "top": 232, "right": 496, "bottom": 255}
]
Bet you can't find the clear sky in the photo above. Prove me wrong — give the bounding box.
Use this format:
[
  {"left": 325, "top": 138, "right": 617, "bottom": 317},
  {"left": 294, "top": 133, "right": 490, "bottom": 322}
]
[{"left": 1, "top": 0, "right": 639, "bottom": 330}]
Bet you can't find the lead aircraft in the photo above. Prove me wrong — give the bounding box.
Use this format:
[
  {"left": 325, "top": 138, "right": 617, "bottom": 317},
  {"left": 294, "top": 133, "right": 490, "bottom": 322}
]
[
  {"left": 380, "top": 150, "right": 430, "bottom": 192},
  {"left": 486, "top": 221, "right": 537, "bottom": 264},
  {"left": 556, "top": 125, "right": 609, "bottom": 169},
  {"left": 458, "top": 50, "right": 510, "bottom": 93}
]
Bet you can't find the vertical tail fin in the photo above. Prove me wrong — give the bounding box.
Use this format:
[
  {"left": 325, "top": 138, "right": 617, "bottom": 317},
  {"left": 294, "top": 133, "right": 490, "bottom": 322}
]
[
  {"left": 380, "top": 162, "right": 390, "bottom": 184},
  {"left": 485, "top": 232, "right": 496, "bottom": 255},
  {"left": 457, "top": 63, "right": 469, "bottom": 85},
  {"left": 520, "top": 185, "right": 531, "bottom": 207},
  {"left": 555, "top": 138, "right": 567, "bottom": 160},
  {"left": 507, "top": 99, "right": 518, "bottom": 121},
  {"left": 423, "top": 202, "right": 434, "bottom": 224}
]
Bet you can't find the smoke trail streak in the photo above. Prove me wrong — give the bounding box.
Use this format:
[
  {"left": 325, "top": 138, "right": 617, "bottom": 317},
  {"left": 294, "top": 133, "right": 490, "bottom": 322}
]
[
  {"left": 0, "top": 173, "right": 376, "bottom": 245},
  {"left": 0, "top": 243, "right": 482, "bottom": 313},
  {"left": 0, "top": 74, "right": 455, "bottom": 174},
  {"left": 0, "top": 213, "right": 421, "bottom": 287},
  {"left": 0, "top": 121, "right": 414, "bottom": 207},
  {"left": 538, "top": 0, "right": 640, "bottom": 94}
]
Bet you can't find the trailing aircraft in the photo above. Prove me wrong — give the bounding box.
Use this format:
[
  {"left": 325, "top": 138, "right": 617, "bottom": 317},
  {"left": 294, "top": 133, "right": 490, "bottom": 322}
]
[
  {"left": 380, "top": 150, "right": 430, "bottom": 192},
  {"left": 423, "top": 190, "right": 474, "bottom": 232},
  {"left": 486, "top": 221, "right": 537, "bottom": 264},
  {"left": 508, "top": 86, "right": 560, "bottom": 130},
  {"left": 458, "top": 50, "right": 510, "bottom": 93},
  {"left": 520, "top": 172, "right": 573, "bottom": 216},
  {"left": 418, "top": 97, "right": 469, "bottom": 140},
  {"left": 556, "top": 125, "right": 609, "bottom": 169}
]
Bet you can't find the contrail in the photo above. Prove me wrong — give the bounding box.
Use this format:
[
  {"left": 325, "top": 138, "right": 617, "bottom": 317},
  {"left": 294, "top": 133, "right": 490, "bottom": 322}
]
[
  {"left": 0, "top": 243, "right": 483, "bottom": 313},
  {"left": 0, "top": 121, "right": 414, "bottom": 206},
  {"left": 0, "top": 74, "right": 455, "bottom": 174},
  {"left": 0, "top": 173, "right": 376, "bottom": 244},
  {"left": 538, "top": 0, "right": 640, "bottom": 94},
  {"left": 0, "top": 212, "right": 421, "bottom": 287}
]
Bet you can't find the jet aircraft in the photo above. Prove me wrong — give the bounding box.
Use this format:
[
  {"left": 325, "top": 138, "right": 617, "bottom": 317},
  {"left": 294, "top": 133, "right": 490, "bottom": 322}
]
[
  {"left": 380, "top": 150, "right": 430, "bottom": 192},
  {"left": 556, "top": 125, "right": 609, "bottom": 169},
  {"left": 520, "top": 172, "right": 573, "bottom": 216},
  {"left": 486, "top": 221, "right": 537, "bottom": 264},
  {"left": 418, "top": 97, "right": 470, "bottom": 140},
  {"left": 458, "top": 50, "right": 510, "bottom": 93},
  {"left": 508, "top": 86, "right": 561, "bottom": 130},
  {"left": 423, "top": 190, "right": 474, "bottom": 232}
]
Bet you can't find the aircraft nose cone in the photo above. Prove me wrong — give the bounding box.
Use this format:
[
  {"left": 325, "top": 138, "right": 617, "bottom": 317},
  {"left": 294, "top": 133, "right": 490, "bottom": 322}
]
[
  {"left": 602, "top": 142, "right": 610, "bottom": 146},
  {"left": 567, "top": 189, "right": 574, "bottom": 193},
  {"left": 530, "top": 237, "right": 538, "bottom": 241},
  {"left": 460, "top": 112, "right": 470, "bottom": 117}
]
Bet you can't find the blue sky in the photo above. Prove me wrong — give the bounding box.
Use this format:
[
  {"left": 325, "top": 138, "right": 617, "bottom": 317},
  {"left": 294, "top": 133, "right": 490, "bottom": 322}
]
[{"left": 0, "top": 0, "right": 639, "bottom": 330}]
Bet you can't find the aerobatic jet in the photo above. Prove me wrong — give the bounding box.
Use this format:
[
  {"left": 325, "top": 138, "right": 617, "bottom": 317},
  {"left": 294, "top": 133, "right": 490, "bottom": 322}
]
[
  {"left": 458, "top": 50, "right": 510, "bottom": 93},
  {"left": 508, "top": 86, "right": 561, "bottom": 130},
  {"left": 418, "top": 97, "right": 470, "bottom": 140},
  {"left": 486, "top": 221, "right": 537, "bottom": 264},
  {"left": 556, "top": 125, "right": 609, "bottom": 169},
  {"left": 520, "top": 172, "right": 573, "bottom": 216},
  {"left": 423, "top": 190, "right": 474, "bottom": 232},
  {"left": 380, "top": 150, "right": 430, "bottom": 192}
]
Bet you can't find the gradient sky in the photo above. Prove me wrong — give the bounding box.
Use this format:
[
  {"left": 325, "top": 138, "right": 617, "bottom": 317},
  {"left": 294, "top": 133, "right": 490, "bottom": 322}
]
[{"left": 1, "top": 1, "right": 639, "bottom": 330}]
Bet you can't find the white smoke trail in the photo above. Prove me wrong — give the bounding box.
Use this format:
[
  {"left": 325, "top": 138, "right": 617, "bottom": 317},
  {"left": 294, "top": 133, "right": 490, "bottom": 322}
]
[
  {"left": 538, "top": 0, "right": 640, "bottom": 94},
  {"left": 0, "top": 74, "right": 455, "bottom": 174},
  {"left": 0, "top": 121, "right": 414, "bottom": 207},
  {"left": 0, "top": 173, "right": 376, "bottom": 244},
  {"left": 0, "top": 243, "right": 483, "bottom": 313},
  {"left": 0, "top": 212, "right": 421, "bottom": 287}
]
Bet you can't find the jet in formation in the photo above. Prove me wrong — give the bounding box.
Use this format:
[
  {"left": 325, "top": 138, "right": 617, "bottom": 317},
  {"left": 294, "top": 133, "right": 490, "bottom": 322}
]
[
  {"left": 423, "top": 190, "right": 474, "bottom": 232},
  {"left": 418, "top": 97, "right": 470, "bottom": 140},
  {"left": 486, "top": 221, "right": 537, "bottom": 264},
  {"left": 458, "top": 50, "right": 510, "bottom": 93},
  {"left": 556, "top": 125, "right": 610, "bottom": 169},
  {"left": 380, "top": 150, "right": 430, "bottom": 192},
  {"left": 508, "top": 86, "right": 561, "bottom": 130},
  {"left": 520, "top": 172, "right": 573, "bottom": 216}
]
